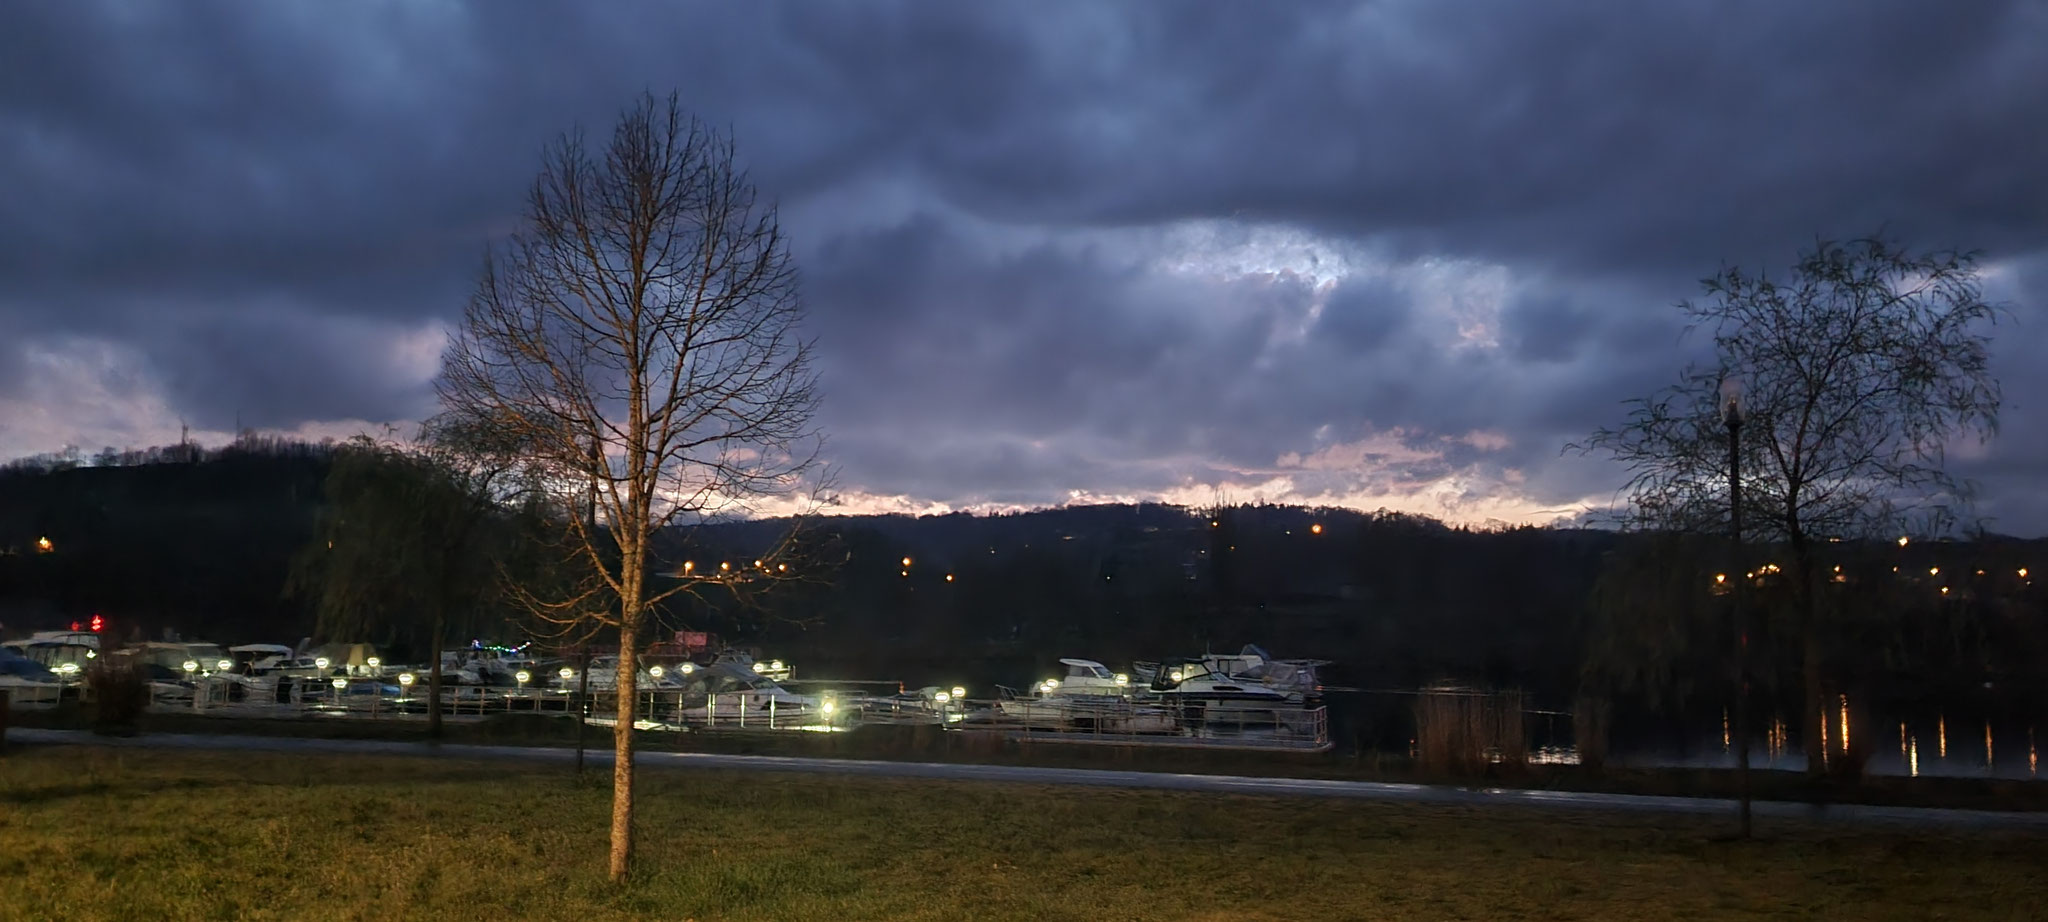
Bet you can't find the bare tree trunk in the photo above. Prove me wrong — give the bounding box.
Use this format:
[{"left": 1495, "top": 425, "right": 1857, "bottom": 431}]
[
  {"left": 1801, "top": 604, "right": 1826, "bottom": 776},
  {"left": 609, "top": 573, "right": 642, "bottom": 881}
]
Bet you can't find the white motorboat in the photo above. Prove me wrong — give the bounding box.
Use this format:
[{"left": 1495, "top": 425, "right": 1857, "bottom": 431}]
[
  {"left": 1046, "top": 658, "right": 1133, "bottom": 697},
  {"left": 2, "top": 631, "right": 100, "bottom": 675},
  {"left": 1144, "top": 656, "right": 1302, "bottom": 707},
  {"left": 1134, "top": 645, "right": 1328, "bottom": 699}
]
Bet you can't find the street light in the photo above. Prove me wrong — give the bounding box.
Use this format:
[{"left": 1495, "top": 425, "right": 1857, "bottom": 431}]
[{"left": 1721, "top": 374, "right": 1752, "bottom": 838}]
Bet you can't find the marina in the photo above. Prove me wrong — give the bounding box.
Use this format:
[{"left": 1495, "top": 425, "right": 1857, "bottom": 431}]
[{"left": 3, "top": 635, "right": 1335, "bottom": 752}]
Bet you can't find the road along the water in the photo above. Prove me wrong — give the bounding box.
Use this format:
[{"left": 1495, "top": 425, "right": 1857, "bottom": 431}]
[{"left": 11, "top": 727, "right": 2047, "bottom": 831}]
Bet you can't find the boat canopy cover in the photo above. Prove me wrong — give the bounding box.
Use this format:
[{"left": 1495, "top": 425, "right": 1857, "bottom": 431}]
[
  {"left": 0, "top": 647, "right": 57, "bottom": 678},
  {"left": 229, "top": 644, "right": 294, "bottom": 655}
]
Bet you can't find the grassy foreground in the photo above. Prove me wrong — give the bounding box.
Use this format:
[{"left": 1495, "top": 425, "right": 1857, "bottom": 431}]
[{"left": 2, "top": 746, "right": 2044, "bottom": 921}]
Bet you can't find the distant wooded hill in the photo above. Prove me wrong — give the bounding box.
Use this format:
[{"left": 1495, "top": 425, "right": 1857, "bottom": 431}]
[{"left": 4, "top": 438, "right": 2042, "bottom": 712}]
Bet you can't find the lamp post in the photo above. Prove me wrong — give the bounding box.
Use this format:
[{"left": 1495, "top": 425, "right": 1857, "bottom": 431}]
[{"left": 1722, "top": 376, "right": 1752, "bottom": 838}]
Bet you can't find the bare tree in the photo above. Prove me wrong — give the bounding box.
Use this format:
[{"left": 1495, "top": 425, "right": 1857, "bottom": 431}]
[
  {"left": 1579, "top": 233, "right": 2000, "bottom": 775},
  {"left": 437, "top": 92, "right": 824, "bottom": 880}
]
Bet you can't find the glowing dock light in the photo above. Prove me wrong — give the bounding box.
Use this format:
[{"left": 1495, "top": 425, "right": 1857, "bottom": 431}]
[
  {"left": 315, "top": 657, "right": 331, "bottom": 670},
  {"left": 680, "top": 662, "right": 695, "bottom": 675},
  {"left": 934, "top": 691, "right": 951, "bottom": 704},
  {"left": 753, "top": 662, "right": 768, "bottom": 673},
  {"left": 559, "top": 667, "right": 576, "bottom": 680},
  {"left": 182, "top": 660, "right": 198, "bottom": 674},
  {"left": 950, "top": 685, "right": 965, "bottom": 699},
  {"left": 399, "top": 673, "right": 415, "bottom": 687},
  {"left": 1114, "top": 673, "right": 1129, "bottom": 686},
  {"left": 217, "top": 659, "right": 233, "bottom": 671},
  {"left": 649, "top": 665, "right": 665, "bottom": 679},
  {"left": 515, "top": 670, "right": 530, "bottom": 689},
  {"left": 770, "top": 660, "right": 784, "bottom": 672},
  {"left": 331, "top": 677, "right": 346, "bottom": 690}
]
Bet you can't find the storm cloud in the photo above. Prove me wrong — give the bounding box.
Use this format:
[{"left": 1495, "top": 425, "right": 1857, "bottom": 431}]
[{"left": 2, "top": 1, "right": 2044, "bottom": 530}]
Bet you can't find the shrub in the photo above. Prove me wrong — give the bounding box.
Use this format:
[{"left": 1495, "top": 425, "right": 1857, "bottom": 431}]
[{"left": 84, "top": 654, "right": 151, "bottom": 734}]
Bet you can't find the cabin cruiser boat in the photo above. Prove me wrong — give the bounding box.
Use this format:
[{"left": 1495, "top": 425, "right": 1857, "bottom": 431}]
[
  {"left": 995, "top": 658, "right": 1173, "bottom": 732},
  {"left": 0, "top": 648, "right": 62, "bottom": 702},
  {"left": 1144, "top": 656, "right": 1302, "bottom": 707},
  {"left": 550, "top": 655, "right": 682, "bottom": 692},
  {"left": 2, "top": 631, "right": 100, "bottom": 676},
  {"left": 1134, "top": 645, "right": 1328, "bottom": 699},
  {"left": 657, "top": 661, "right": 829, "bottom": 725},
  {"left": 1046, "top": 659, "right": 1132, "bottom": 697}
]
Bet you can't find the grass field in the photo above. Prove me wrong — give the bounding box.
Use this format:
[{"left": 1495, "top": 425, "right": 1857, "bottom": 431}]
[{"left": 2, "top": 745, "right": 2045, "bottom": 921}]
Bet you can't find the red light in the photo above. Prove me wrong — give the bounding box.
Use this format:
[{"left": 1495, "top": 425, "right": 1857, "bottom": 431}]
[
  {"left": 71, "top": 621, "right": 82, "bottom": 632},
  {"left": 90, "top": 614, "right": 104, "bottom": 632}
]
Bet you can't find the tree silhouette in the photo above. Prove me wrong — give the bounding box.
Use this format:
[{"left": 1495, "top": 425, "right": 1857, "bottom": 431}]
[{"left": 1581, "top": 233, "right": 2002, "bottom": 775}]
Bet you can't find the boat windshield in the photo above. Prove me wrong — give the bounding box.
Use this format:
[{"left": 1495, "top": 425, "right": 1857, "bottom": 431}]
[
  {"left": 1066, "top": 662, "right": 1113, "bottom": 680},
  {"left": 1154, "top": 660, "right": 1213, "bottom": 688}
]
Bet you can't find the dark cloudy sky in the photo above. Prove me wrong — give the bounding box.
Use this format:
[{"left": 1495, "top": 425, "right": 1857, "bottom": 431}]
[{"left": 4, "top": 1, "right": 2045, "bottom": 531}]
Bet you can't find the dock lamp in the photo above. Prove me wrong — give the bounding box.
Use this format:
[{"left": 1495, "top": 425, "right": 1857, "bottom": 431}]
[
  {"left": 680, "top": 662, "right": 696, "bottom": 675},
  {"left": 331, "top": 676, "right": 347, "bottom": 704},
  {"left": 935, "top": 691, "right": 951, "bottom": 705},
  {"left": 951, "top": 685, "right": 966, "bottom": 700},
  {"left": 182, "top": 660, "right": 198, "bottom": 676},
  {"left": 649, "top": 665, "right": 665, "bottom": 680},
  {"left": 559, "top": 666, "right": 575, "bottom": 682},
  {"left": 398, "top": 673, "right": 415, "bottom": 698},
  {"left": 366, "top": 656, "right": 381, "bottom": 676},
  {"left": 315, "top": 656, "right": 331, "bottom": 671},
  {"left": 515, "top": 670, "right": 530, "bottom": 690}
]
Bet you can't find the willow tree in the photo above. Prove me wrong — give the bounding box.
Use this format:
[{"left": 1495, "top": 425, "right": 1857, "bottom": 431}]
[
  {"left": 1581, "top": 234, "right": 2000, "bottom": 775},
  {"left": 437, "top": 92, "right": 821, "bottom": 881},
  {"left": 287, "top": 430, "right": 528, "bottom": 738}
]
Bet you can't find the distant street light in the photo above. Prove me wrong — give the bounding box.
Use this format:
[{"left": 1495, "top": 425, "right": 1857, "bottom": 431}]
[
  {"left": 1310, "top": 523, "right": 1323, "bottom": 535},
  {"left": 35, "top": 536, "right": 54, "bottom": 553},
  {"left": 1722, "top": 375, "right": 1752, "bottom": 839},
  {"left": 901, "top": 556, "right": 913, "bottom": 567}
]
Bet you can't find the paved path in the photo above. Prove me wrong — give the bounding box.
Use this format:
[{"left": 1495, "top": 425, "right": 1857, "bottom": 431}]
[{"left": 11, "top": 727, "right": 2047, "bottom": 830}]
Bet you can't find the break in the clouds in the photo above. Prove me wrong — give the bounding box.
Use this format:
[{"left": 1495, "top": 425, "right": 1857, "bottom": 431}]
[{"left": 3, "top": 1, "right": 2045, "bottom": 531}]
